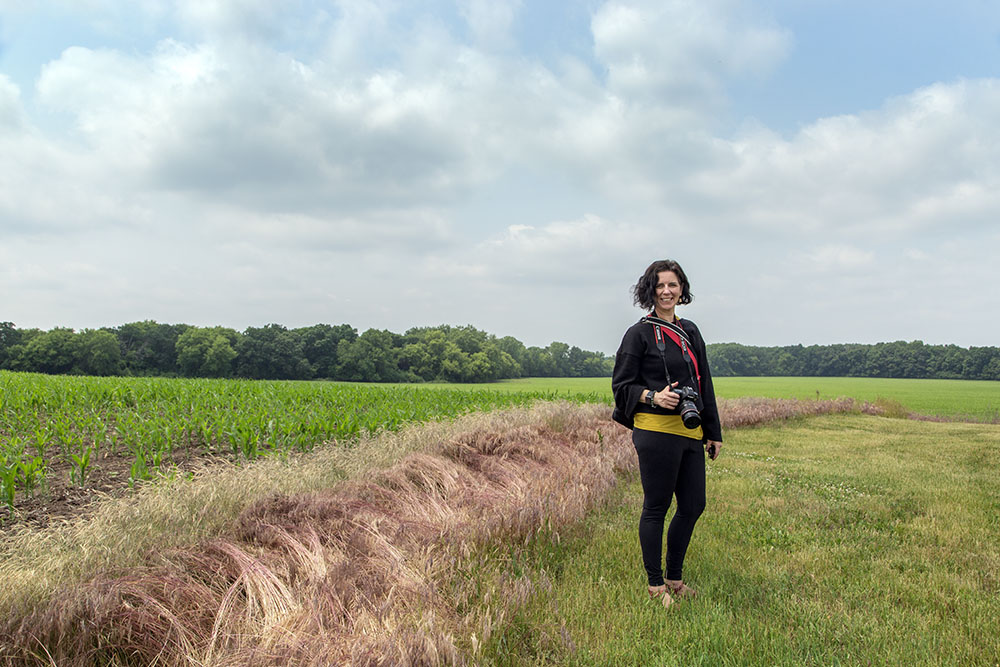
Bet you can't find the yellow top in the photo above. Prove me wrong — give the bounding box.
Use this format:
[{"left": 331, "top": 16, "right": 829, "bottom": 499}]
[{"left": 634, "top": 412, "right": 704, "bottom": 441}]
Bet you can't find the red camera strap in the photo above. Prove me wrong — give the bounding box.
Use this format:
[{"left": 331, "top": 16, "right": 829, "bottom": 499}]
[{"left": 647, "top": 315, "right": 701, "bottom": 390}]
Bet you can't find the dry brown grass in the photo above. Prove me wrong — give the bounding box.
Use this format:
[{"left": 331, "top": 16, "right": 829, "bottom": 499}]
[
  {"left": 0, "top": 398, "right": 869, "bottom": 666},
  {"left": 717, "top": 396, "right": 881, "bottom": 428}
]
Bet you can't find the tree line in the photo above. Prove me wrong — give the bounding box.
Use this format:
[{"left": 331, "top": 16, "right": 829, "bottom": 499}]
[
  {"left": 707, "top": 341, "right": 1000, "bottom": 380},
  {"left": 3, "top": 321, "right": 997, "bottom": 382},
  {"left": 0, "top": 321, "right": 614, "bottom": 382}
]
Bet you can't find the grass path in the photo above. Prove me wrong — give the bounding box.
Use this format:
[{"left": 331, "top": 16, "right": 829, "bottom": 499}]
[{"left": 478, "top": 415, "right": 1000, "bottom": 666}]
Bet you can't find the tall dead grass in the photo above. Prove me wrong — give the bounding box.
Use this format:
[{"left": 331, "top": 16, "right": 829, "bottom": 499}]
[
  {"left": 717, "top": 396, "right": 881, "bottom": 428},
  {"left": 0, "top": 397, "right": 870, "bottom": 666}
]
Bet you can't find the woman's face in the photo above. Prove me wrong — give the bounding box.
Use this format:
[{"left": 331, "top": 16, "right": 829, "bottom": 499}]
[{"left": 654, "top": 270, "right": 683, "bottom": 312}]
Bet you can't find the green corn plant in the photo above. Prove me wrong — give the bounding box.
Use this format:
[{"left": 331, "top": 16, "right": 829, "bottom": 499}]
[
  {"left": 52, "top": 418, "right": 72, "bottom": 458},
  {"left": 197, "top": 420, "right": 215, "bottom": 452},
  {"left": 69, "top": 443, "right": 92, "bottom": 487},
  {"left": 129, "top": 447, "right": 149, "bottom": 487},
  {"left": 233, "top": 423, "right": 258, "bottom": 461},
  {"left": 90, "top": 414, "right": 108, "bottom": 453},
  {"left": 17, "top": 456, "right": 46, "bottom": 498},
  {"left": 1, "top": 369, "right": 574, "bottom": 495},
  {"left": 0, "top": 454, "right": 17, "bottom": 511},
  {"left": 32, "top": 426, "right": 49, "bottom": 459},
  {"left": 148, "top": 441, "right": 164, "bottom": 470},
  {"left": 117, "top": 412, "right": 140, "bottom": 453}
]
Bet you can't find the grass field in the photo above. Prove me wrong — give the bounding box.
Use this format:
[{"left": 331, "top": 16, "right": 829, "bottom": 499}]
[
  {"left": 459, "top": 376, "right": 1000, "bottom": 422},
  {"left": 714, "top": 377, "right": 1000, "bottom": 422},
  {"left": 1, "top": 373, "right": 998, "bottom": 664},
  {"left": 474, "top": 414, "right": 1000, "bottom": 666}
]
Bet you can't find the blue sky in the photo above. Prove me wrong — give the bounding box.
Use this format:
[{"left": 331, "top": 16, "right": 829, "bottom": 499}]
[
  {"left": 2, "top": 1, "right": 999, "bottom": 353},
  {"left": 729, "top": 1, "right": 1000, "bottom": 131}
]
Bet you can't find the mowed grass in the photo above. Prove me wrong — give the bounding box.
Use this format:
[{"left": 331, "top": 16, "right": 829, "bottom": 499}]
[
  {"left": 476, "top": 414, "right": 1000, "bottom": 666},
  {"left": 457, "top": 376, "right": 1000, "bottom": 422},
  {"left": 714, "top": 377, "right": 1000, "bottom": 422}
]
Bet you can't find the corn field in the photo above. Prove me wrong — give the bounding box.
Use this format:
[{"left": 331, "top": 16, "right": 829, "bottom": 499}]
[{"left": 0, "top": 370, "right": 605, "bottom": 517}]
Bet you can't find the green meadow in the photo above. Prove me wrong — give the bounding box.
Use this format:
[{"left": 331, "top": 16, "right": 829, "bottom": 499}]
[
  {"left": 451, "top": 376, "right": 999, "bottom": 422},
  {"left": 475, "top": 414, "right": 1000, "bottom": 666},
  {"left": 713, "top": 377, "right": 1000, "bottom": 422}
]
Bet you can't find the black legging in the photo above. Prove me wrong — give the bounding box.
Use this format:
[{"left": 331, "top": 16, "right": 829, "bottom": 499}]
[{"left": 633, "top": 429, "right": 706, "bottom": 586}]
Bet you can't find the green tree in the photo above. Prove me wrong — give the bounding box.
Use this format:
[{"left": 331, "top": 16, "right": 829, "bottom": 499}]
[
  {"left": 3, "top": 328, "right": 41, "bottom": 371},
  {"left": 706, "top": 343, "right": 762, "bottom": 376},
  {"left": 294, "top": 323, "right": 357, "bottom": 378},
  {"left": 467, "top": 351, "right": 493, "bottom": 381},
  {"left": 523, "top": 346, "right": 557, "bottom": 377},
  {"left": 398, "top": 342, "right": 434, "bottom": 381},
  {"left": 982, "top": 355, "right": 1000, "bottom": 381},
  {"left": 176, "top": 327, "right": 239, "bottom": 377},
  {"left": 236, "top": 324, "right": 312, "bottom": 380},
  {"left": 547, "top": 341, "right": 571, "bottom": 376},
  {"left": 930, "top": 344, "right": 966, "bottom": 379},
  {"left": 116, "top": 320, "right": 190, "bottom": 376},
  {"left": 438, "top": 341, "right": 471, "bottom": 382},
  {"left": 452, "top": 325, "right": 487, "bottom": 355},
  {"left": 335, "top": 329, "right": 405, "bottom": 382},
  {"left": 334, "top": 338, "right": 374, "bottom": 381},
  {"left": 419, "top": 330, "right": 451, "bottom": 380},
  {"left": 0, "top": 321, "right": 21, "bottom": 368},
  {"left": 481, "top": 341, "right": 519, "bottom": 380},
  {"left": 204, "top": 335, "right": 238, "bottom": 378},
  {"left": 15, "top": 328, "right": 77, "bottom": 374},
  {"left": 496, "top": 335, "right": 526, "bottom": 375},
  {"left": 75, "top": 329, "right": 123, "bottom": 376}
]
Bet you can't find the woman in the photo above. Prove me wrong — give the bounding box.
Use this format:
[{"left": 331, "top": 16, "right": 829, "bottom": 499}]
[{"left": 611, "top": 259, "right": 723, "bottom": 608}]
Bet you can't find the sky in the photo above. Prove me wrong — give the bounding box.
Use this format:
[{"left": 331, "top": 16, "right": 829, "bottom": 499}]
[{"left": 2, "top": 0, "right": 999, "bottom": 354}]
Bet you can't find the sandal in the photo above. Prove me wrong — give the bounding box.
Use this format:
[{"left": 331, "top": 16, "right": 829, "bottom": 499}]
[
  {"left": 647, "top": 585, "right": 675, "bottom": 608},
  {"left": 665, "top": 580, "right": 697, "bottom": 599}
]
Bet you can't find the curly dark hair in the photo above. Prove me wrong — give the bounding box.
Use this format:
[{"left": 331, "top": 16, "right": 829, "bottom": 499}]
[{"left": 631, "top": 259, "right": 693, "bottom": 311}]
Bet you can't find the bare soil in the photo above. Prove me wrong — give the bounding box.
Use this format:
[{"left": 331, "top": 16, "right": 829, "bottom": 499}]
[{"left": 1, "top": 444, "right": 239, "bottom": 533}]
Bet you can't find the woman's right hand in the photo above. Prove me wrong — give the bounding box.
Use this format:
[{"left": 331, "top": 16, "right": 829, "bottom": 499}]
[{"left": 653, "top": 382, "right": 680, "bottom": 409}]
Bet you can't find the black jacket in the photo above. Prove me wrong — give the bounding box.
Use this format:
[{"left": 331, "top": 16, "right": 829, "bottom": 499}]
[{"left": 611, "top": 316, "right": 723, "bottom": 442}]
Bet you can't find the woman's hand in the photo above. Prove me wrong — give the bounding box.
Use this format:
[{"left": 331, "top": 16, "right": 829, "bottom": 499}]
[
  {"left": 652, "top": 382, "right": 680, "bottom": 409},
  {"left": 705, "top": 440, "right": 722, "bottom": 460}
]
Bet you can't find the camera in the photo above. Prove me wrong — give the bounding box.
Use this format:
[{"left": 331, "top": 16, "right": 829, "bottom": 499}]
[{"left": 670, "top": 386, "right": 701, "bottom": 429}]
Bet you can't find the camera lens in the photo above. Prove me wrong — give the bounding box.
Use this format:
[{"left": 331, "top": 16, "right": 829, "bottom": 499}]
[{"left": 680, "top": 400, "right": 701, "bottom": 429}]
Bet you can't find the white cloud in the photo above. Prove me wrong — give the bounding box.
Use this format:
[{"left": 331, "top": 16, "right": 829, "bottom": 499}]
[
  {"left": 173, "top": 0, "right": 283, "bottom": 35},
  {"left": 0, "top": 75, "right": 26, "bottom": 129},
  {"left": 458, "top": 0, "right": 521, "bottom": 50},
  {"left": 19, "top": 0, "right": 798, "bottom": 233},
  {"left": 476, "top": 214, "right": 639, "bottom": 281},
  {"left": 202, "top": 205, "right": 454, "bottom": 254},
  {"left": 16, "top": 0, "right": 796, "bottom": 237},
  {"left": 31, "top": 40, "right": 490, "bottom": 218},
  {"left": 3, "top": 1, "right": 1000, "bottom": 351},
  {"left": 799, "top": 244, "right": 875, "bottom": 271},
  {"left": 591, "top": 0, "right": 791, "bottom": 108},
  {"left": 681, "top": 79, "right": 1000, "bottom": 241},
  {"left": 1, "top": 76, "right": 144, "bottom": 235},
  {"left": 36, "top": 42, "right": 216, "bottom": 162}
]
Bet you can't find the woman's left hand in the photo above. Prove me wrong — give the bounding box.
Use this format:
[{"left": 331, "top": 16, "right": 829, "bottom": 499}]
[{"left": 705, "top": 440, "right": 722, "bottom": 460}]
